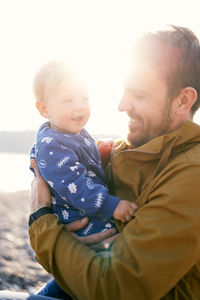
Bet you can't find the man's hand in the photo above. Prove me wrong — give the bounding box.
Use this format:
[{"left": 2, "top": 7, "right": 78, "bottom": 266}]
[
  {"left": 66, "top": 219, "right": 119, "bottom": 251},
  {"left": 113, "top": 200, "right": 138, "bottom": 223},
  {"left": 30, "top": 159, "right": 52, "bottom": 212},
  {"left": 97, "top": 139, "right": 116, "bottom": 168}
]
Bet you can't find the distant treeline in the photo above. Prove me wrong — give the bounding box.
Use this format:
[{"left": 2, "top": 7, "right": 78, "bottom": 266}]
[
  {"left": 0, "top": 131, "right": 120, "bottom": 154},
  {"left": 0, "top": 131, "right": 36, "bottom": 154}
]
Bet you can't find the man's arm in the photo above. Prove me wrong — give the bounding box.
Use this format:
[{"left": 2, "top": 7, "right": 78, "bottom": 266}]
[{"left": 29, "top": 161, "right": 200, "bottom": 300}]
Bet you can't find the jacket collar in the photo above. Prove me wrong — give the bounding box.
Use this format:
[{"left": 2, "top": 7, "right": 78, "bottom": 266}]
[{"left": 117, "top": 121, "right": 200, "bottom": 155}]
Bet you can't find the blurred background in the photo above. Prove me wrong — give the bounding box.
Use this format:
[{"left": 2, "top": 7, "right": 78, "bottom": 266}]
[{"left": 0, "top": 0, "right": 200, "bottom": 192}]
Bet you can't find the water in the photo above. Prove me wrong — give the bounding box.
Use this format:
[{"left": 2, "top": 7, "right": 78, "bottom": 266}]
[{"left": 0, "top": 152, "right": 33, "bottom": 192}]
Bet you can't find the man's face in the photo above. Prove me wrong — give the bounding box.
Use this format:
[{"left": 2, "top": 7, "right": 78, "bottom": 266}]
[{"left": 119, "top": 65, "right": 177, "bottom": 147}]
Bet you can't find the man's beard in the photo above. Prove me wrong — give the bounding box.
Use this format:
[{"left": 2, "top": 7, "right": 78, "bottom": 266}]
[{"left": 127, "top": 102, "right": 174, "bottom": 148}]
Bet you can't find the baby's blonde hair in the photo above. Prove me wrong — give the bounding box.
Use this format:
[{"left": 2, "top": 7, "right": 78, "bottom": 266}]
[{"left": 33, "top": 60, "right": 82, "bottom": 101}]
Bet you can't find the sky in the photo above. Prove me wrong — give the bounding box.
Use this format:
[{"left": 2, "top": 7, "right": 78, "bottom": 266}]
[{"left": 1, "top": 0, "right": 200, "bottom": 137}]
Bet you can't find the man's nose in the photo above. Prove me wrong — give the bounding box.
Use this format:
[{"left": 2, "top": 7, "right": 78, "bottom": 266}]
[{"left": 118, "top": 95, "right": 132, "bottom": 112}]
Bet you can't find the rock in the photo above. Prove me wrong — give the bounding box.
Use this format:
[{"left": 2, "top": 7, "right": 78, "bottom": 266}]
[{"left": 0, "top": 191, "right": 51, "bottom": 293}]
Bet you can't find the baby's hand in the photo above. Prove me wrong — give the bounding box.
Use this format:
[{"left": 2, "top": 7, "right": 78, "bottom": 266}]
[{"left": 113, "top": 200, "right": 138, "bottom": 223}]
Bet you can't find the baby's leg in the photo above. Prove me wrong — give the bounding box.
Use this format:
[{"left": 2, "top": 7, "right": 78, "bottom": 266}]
[{"left": 37, "top": 278, "right": 72, "bottom": 300}]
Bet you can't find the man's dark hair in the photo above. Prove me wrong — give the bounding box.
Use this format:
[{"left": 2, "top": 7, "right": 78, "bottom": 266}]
[{"left": 134, "top": 25, "right": 200, "bottom": 114}]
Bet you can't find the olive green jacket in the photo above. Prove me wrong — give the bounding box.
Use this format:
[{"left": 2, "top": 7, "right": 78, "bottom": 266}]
[{"left": 29, "top": 121, "right": 200, "bottom": 300}]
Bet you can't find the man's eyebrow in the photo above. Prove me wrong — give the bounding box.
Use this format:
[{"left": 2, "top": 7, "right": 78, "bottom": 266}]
[{"left": 125, "top": 86, "right": 150, "bottom": 96}]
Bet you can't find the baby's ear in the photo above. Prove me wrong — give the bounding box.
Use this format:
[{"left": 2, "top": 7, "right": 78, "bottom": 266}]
[{"left": 36, "top": 101, "right": 48, "bottom": 118}]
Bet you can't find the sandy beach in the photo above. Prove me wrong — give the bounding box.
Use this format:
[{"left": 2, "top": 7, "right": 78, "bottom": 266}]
[{"left": 0, "top": 190, "right": 51, "bottom": 294}]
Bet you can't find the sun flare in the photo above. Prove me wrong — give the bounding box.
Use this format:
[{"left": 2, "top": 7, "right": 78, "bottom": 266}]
[{"left": 0, "top": 0, "right": 199, "bottom": 135}]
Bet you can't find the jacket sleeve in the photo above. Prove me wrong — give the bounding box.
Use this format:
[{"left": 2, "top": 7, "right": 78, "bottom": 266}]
[
  {"left": 29, "top": 162, "right": 200, "bottom": 300},
  {"left": 37, "top": 139, "right": 119, "bottom": 220}
]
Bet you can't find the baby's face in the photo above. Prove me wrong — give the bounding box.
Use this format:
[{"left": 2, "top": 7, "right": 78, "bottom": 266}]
[{"left": 45, "top": 79, "right": 90, "bottom": 134}]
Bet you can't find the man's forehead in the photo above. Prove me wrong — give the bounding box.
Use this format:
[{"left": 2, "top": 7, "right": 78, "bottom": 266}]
[
  {"left": 124, "top": 63, "right": 167, "bottom": 93},
  {"left": 124, "top": 65, "right": 154, "bottom": 88}
]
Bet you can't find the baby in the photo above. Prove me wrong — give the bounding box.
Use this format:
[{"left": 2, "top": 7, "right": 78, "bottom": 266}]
[
  {"left": 30, "top": 60, "right": 137, "bottom": 298},
  {"left": 30, "top": 60, "right": 136, "bottom": 233}
]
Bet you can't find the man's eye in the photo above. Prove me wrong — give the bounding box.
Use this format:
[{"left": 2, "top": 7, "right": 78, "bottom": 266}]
[
  {"left": 63, "top": 99, "right": 72, "bottom": 103},
  {"left": 134, "top": 94, "right": 145, "bottom": 100}
]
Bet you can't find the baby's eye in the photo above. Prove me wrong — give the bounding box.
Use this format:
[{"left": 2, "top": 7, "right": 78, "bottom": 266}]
[{"left": 83, "top": 97, "right": 89, "bottom": 103}]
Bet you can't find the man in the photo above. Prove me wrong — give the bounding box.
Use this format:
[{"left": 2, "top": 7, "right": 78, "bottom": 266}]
[{"left": 28, "top": 25, "right": 200, "bottom": 299}]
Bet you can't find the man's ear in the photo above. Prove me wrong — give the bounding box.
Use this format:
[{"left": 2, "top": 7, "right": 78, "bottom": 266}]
[
  {"left": 174, "top": 87, "right": 197, "bottom": 115},
  {"left": 35, "top": 101, "right": 49, "bottom": 118}
]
